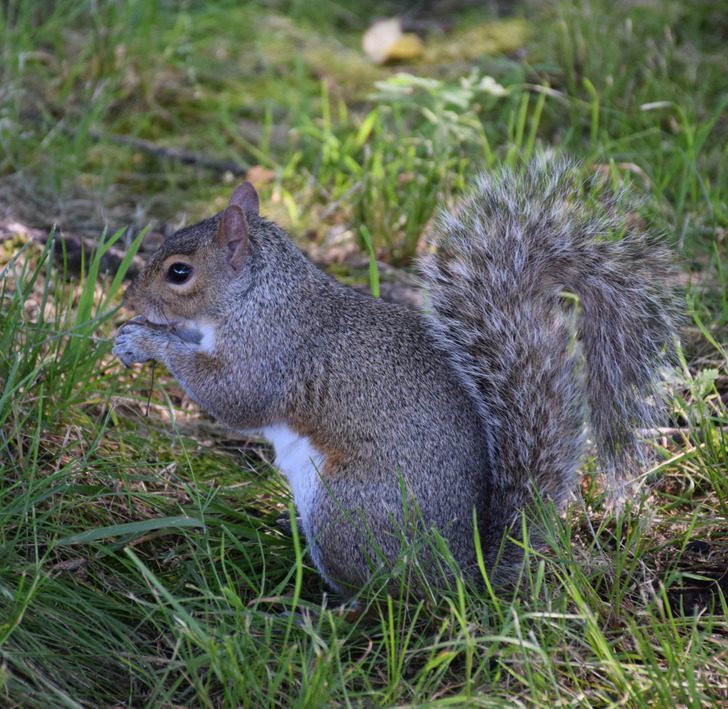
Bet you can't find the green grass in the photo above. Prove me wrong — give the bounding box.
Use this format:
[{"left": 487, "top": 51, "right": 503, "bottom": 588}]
[{"left": 1, "top": 0, "right": 727, "bottom": 706}]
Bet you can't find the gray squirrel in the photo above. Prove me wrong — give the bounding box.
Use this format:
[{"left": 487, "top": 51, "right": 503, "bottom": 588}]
[{"left": 113, "top": 158, "right": 678, "bottom": 595}]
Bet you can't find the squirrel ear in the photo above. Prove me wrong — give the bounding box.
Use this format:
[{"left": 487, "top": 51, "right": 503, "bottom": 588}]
[
  {"left": 229, "top": 182, "right": 260, "bottom": 215},
  {"left": 216, "top": 205, "right": 249, "bottom": 272}
]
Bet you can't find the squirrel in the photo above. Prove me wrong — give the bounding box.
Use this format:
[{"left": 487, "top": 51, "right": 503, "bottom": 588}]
[{"left": 113, "top": 158, "right": 678, "bottom": 596}]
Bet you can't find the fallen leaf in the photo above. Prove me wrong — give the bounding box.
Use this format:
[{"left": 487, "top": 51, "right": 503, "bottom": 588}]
[{"left": 363, "top": 18, "right": 424, "bottom": 65}]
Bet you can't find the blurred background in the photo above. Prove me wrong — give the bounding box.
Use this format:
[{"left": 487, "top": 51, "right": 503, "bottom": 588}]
[{"left": 2, "top": 0, "right": 725, "bottom": 269}]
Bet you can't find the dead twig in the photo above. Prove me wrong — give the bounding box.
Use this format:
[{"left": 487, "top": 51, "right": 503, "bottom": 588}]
[{"left": 90, "top": 129, "right": 249, "bottom": 176}]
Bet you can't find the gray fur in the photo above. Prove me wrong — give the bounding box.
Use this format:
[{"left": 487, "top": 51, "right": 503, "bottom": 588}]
[
  {"left": 114, "top": 159, "right": 679, "bottom": 595},
  {"left": 420, "top": 157, "right": 679, "bottom": 527}
]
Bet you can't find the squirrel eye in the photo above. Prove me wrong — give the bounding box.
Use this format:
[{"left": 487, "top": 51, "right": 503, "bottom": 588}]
[{"left": 167, "top": 262, "right": 192, "bottom": 284}]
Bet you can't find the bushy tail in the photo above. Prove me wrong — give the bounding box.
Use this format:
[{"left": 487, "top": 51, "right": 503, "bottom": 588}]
[{"left": 420, "top": 157, "right": 679, "bottom": 533}]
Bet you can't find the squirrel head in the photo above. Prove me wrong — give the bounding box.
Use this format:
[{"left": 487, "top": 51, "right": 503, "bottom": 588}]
[{"left": 123, "top": 182, "right": 260, "bottom": 325}]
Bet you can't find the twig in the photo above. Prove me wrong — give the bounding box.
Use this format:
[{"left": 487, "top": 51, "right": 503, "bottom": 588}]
[
  {"left": 0, "top": 219, "right": 145, "bottom": 278},
  {"left": 639, "top": 426, "right": 728, "bottom": 443},
  {"left": 89, "top": 129, "right": 249, "bottom": 176}
]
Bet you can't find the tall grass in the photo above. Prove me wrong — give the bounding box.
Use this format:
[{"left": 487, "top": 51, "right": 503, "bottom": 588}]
[{"left": 1, "top": 0, "right": 727, "bottom": 706}]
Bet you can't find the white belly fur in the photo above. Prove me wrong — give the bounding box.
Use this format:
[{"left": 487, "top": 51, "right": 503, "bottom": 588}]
[{"left": 262, "top": 424, "right": 325, "bottom": 528}]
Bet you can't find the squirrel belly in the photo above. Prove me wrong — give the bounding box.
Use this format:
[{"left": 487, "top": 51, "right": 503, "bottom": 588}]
[
  {"left": 261, "top": 423, "right": 326, "bottom": 531},
  {"left": 114, "top": 160, "right": 679, "bottom": 596},
  {"left": 276, "top": 294, "right": 494, "bottom": 592}
]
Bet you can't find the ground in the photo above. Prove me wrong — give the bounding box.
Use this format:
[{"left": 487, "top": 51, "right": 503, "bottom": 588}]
[{"left": 0, "top": 0, "right": 726, "bottom": 706}]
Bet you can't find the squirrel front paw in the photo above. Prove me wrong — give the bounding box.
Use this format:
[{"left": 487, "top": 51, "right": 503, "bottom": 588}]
[{"left": 113, "top": 322, "right": 172, "bottom": 368}]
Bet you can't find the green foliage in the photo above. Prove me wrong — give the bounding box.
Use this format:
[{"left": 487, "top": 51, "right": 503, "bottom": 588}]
[{"left": 0, "top": 0, "right": 727, "bottom": 706}]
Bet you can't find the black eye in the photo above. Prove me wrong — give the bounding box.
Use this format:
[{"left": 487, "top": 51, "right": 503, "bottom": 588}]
[{"left": 167, "top": 262, "right": 192, "bottom": 284}]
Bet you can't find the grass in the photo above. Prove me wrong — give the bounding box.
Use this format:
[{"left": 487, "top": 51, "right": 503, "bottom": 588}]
[{"left": 1, "top": 0, "right": 727, "bottom": 706}]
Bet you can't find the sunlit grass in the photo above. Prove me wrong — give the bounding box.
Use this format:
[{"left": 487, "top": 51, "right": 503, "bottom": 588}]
[{"left": 1, "top": 0, "right": 726, "bottom": 706}]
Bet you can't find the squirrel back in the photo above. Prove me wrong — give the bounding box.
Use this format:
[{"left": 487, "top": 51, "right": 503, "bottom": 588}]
[{"left": 115, "top": 159, "right": 679, "bottom": 595}]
